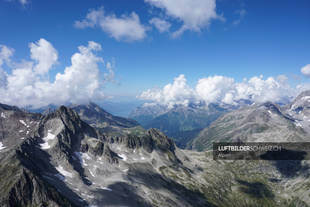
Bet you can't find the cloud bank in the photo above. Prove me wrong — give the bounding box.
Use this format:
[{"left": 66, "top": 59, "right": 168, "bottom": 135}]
[
  {"left": 0, "top": 39, "right": 113, "bottom": 108},
  {"left": 145, "top": 0, "right": 224, "bottom": 37},
  {"left": 139, "top": 74, "right": 307, "bottom": 108},
  {"left": 75, "top": 7, "right": 148, "bottom": 42}
]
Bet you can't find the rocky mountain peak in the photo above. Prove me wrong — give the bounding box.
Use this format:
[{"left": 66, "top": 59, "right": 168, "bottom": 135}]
[
  {"left": 57, "top": 105, "right": 79, "bottom": 118},
  {"left": 71, "top": 102, "right": 139, "bottom": 130},
  {"left": 147, "top": 128, "right": 175, "bottom": 152},
  {"left": 284, "top": 90, "right": 310, "bottom": 133},
  {"left": 295, "top": 90, "right": 310, "bottom": 100},
  {"left": 259, "top": 102, "right": 282, "bottom": 115},
  {"left": 289, "top": 90, "right": 310, "bottom": 112}
]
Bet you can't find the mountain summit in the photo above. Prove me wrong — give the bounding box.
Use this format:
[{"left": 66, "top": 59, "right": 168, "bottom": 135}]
[{"left": 71, "top": 102, "right": 139, "bottom": 129}]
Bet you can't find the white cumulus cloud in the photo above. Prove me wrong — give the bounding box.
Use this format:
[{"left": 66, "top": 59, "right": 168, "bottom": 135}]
[
  {"left": 301, "top": 64, "right": 310, "bottom": 77},
  {"left": 75, "top": 7, "right": 148, "bottom": 42},
  {"left": 0, "top": 45, "right": 14, "bottom": 88},
  {"left": 149, "top": 17, "right": 171, "bottom": 33},
  {"left": 0, "top": 39, "right": 114, "bottom": 108},
  {"left": 145, "top": 0, "right": 224, "bottom": 37},
  {"left": 140, "top": 74, "right": 197, "bottom": 108},
  {"left": 30, "top": 38, "right": 58, "bottom": 75},
  {"left": 139, "top": 74, "right": 303, "bottom": 107},
  {"left": 195, "top": 76, "right": 235, "bottom": 104},
  {"left": 0, "top": 45, "right": 14, "bottom": 67}
]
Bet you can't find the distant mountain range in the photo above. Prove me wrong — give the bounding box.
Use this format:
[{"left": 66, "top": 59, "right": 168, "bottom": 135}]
[
  {"left": 189, "top": 91, "right": 310, "bottom": 151},
  {"left": 129, "top": 100, "right": 252, "bottom": 148},
  {"left": 23, "top": 99, "right": 143, "bottom": 118},
  {"left": 1, "top": 97, "right": 310, "bottom": 206}
]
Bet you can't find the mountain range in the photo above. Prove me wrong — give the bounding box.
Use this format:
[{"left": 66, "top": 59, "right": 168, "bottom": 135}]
[
  {"left": 129, "top": 100, "right": 255, "bottom": 148},
  {"left": 129, "top": 103, "right": 228, "bottom": 148},
  {"left": 1, "top": 92, "right": 310, "bottom": 206},
  {"left": 190, "top": 91, "right": 310, "bottom": 151}
]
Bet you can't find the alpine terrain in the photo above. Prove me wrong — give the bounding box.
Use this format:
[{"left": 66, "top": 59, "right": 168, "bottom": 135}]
[
  {"left": 1, "top": 97, "right": 310, "bottom": 206},
  {"left": 190, "top": 91, "right": 310, "bottom": 151},
  {"left": 129, "top": 103, "right": 229, "bottom": 148}
]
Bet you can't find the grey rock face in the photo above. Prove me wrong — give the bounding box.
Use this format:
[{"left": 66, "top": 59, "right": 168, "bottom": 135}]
[
  {"left": 190, "top": 91, "right": 310, "bottom": 151},
  {"left": 2, "top": 98, "right": 310, "bottom": 207},
  {"left": 0, "top": 104, "right": 211, "bottom": 207},
  {"left": 285, "top": 90, "right": 310, "bottom": 134},
  {"left": 0, "top": 103, "right": 41, "bottom": 151},
  {"left": 71, "top": 102, "right": 139, "bottom": 129}
]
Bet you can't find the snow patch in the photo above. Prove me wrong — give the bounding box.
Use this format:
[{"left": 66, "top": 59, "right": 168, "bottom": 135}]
[
  {"left": 268, "top": 110, "right": 272, "bottom": 115},
  {"left": 74, "top": 152, "right": 91, "bottom": 166},
  {"left": 102, "top": 187, "right": 112, "bottom": 191},
  {"left": 1, "top": 112, "right": 6, "bottom": 118},
  {"left": 0, "top": 142, "right": 6, "bottom": 151},
  {"left": 295, "top": 121, "right": 302, "bottom": 128},
  {"left": 82, "top": 193, "right": 94, "bottom": 199},
  {"left": 89, "top": 168, "right": 96, "bottom": 177},
  {"left": 301, "top": 96, "right": 310, "bottom": 101},
  {"left": 19, "top": 120, "right": 27, "bottom": 127},
  {"left": 56, "top": 165, "right": 73, "bottom": 178},
  {"left": 83, "top": 152, "right": 91, "bottom": 160},
  {"left": 40, "top": 132, "right": 56, "bottom": 149},
  {"left": 119, "top": 154, "right": 127, "bottom": 161}
]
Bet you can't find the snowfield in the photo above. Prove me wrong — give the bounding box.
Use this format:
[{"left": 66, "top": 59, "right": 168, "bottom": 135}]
[{"left": 40, "top": 132, "right": 56, "bottom": 149}]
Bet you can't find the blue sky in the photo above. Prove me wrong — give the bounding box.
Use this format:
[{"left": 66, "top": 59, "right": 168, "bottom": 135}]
[{"left": 0, "top": 0, "right": 310, "bottom": 108}]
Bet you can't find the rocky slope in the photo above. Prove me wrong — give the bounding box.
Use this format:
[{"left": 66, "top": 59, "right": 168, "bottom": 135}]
[
  {"left": 1, "top": 102, "right": 310, "bottom": 206},
  {"left": 285, "top": 90, "right": 310, "bottom": 134},
  {"left": 0, "top": 104, "right": 210, "bottom": 206},
  {"left": 71, "top": 102, "right": 139, "bottom": 128},
  {"left": 0, "top": 103, "right": 41, "bottom": 149},
  {"left": 190, "top": 91, "right": 310, "bottom": 151}
]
